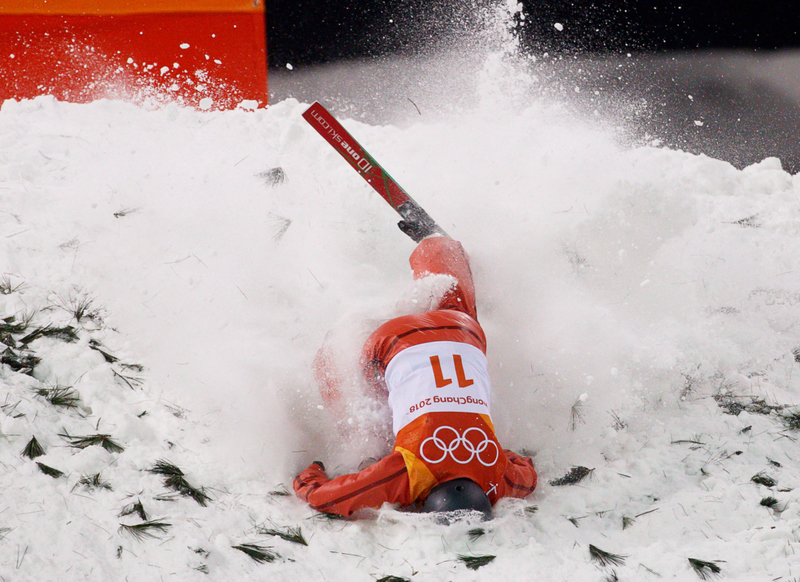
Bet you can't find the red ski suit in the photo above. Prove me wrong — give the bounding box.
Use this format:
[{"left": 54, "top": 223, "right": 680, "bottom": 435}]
[{"left": 294, "top": 237, "right": 537, "bottom": 516}]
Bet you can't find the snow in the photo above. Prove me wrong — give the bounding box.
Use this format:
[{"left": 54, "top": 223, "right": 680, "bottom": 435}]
[{"left": 3, "top": 16, "right": 800, "bottom": 582}]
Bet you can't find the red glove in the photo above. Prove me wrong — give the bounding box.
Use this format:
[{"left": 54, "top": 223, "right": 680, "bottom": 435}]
[{"left": 293, "top": 461, "right": 329, "bottom": 502}]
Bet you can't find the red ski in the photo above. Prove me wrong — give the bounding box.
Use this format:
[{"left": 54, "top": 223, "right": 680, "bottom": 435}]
[{"left": 303, "top": 101, "right": 446, "bottom": 240}]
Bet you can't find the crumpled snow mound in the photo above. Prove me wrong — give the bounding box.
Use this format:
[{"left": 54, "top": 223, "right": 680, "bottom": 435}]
[{"left": 1, "top": 94, "right": 800, "bottom": 581}]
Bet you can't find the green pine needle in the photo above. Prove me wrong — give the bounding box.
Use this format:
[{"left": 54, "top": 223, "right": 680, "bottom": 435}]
[
  {"left": 256, "top": 526, "right": 308, "bottom": 546},
  {"left": 54, "top": 292, "right": 103, "bottom": 324},
  {"left": 232, "top": 543, "right": 279, "bottom": 564},
  {"left": 149, "top": 460, "right": 210, "bottom": 506},
  {"left": 0, "top": 275, "right": 24, "bottom": 295},
  {"left": 119, "top": 520, "right": 171, "bottom": 541},
  {"left": 688, "top": 558, "right": 722, "bottom": 579},
  {"left": 467, "top": 528, "right": 486, "bottom": 542},
  {"left": 622, "top": 516, "right": 636, "bottom": 530},
  {"left": 549, "top": 466, "right": 594, "bottom": 486},
  {"left": 89, "top": 339, "right": 118, "bottom": 363},
  {"left": 376, "top": 577, "right": 410, "bottom": 582},
  {"left": 569, "top": 397, "right": 587, "bottom": 430},
  {"left": 751, "top": 472, "right": 777, "bottom": 487},
  {"left": 33, "top": 386, "right": 81, "bottom": 409},
  {"left": 77, "top": 473, "right": 113, "bottom": 491},
  {"left": 112, "top": 369, "right": 144, "bottom": 389},
  {"left": 760, "top": 496, "right": 780, "bottom": 509},
  {"left": 1, "top": 347, "right": 40, "bottom": 375},
  {"left": 164, "top": 474, "right": 211, "bottom": 506},
  {"left": 36, "top": 462, "right": 64, "bottom": 478},
  {"left": 458, "top": 555, "right": 496, "bottom": 570},
  {"left": 21, "top": 436, "right": 45, "bottom": 459},
  {"left": 0, "top": 316, "right": 29, "bottom": 335},
  {"left": 61, "top": 433, "right": 124, "bottom": 453},
  {"left": 781, "top": 409, "right": 800, "bottom": 431},
  {"left": 120, "top": 499, "right": 148, "bottom": 521},
  {"left": 19, "top": 325, "right": 79, "bottom": 345},
  {"left": 589, "top": 544, "right": 627, "bottom": 567},
  {"left": 259, "top": 167, "right": 287, "bottom": 186},
  {"left": 149, "top": 459, "right": 184, "bottom": 476}
]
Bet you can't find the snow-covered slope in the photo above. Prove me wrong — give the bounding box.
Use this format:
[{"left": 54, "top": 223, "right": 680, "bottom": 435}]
[{"left": 3, "top": 37, "right": 800, "bottom": 582}]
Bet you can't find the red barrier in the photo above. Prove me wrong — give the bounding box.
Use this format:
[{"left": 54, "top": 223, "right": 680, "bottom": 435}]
[{"left": 0, "top": 1, "right": 267, "bottom": 110}]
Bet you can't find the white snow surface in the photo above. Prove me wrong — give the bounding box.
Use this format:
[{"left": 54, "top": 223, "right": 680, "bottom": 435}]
[{"left": 3, "top": 56, "right": 800, "bottom": 582}]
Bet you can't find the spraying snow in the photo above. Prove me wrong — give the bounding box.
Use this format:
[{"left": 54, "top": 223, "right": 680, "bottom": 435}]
[{"left": 2, "top": 4, "right": 800, "bottom": 581}]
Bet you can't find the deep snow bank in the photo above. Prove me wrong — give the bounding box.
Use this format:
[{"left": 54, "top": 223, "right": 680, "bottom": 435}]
[{"left": 1, "top": 90, "right": 800, "bottom": 580}]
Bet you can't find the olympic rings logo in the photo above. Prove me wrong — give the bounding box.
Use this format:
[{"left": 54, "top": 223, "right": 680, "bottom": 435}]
[{"left": 419, "top": 426, "right": 500, "bottom": 467}]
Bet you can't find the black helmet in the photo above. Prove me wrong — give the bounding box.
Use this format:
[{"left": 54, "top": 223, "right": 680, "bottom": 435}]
[{"left": 422, "top": 478, "right": 492, "bottom": 520}]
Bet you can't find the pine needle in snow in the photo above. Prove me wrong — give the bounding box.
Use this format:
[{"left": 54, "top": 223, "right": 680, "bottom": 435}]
[
  {"left": 89, "top": 339, "right": 118, "bottom": 363},
  {"left": 376, "top": 577, "right": 410, "bottom": 582},
  {"left": 256, "top": 525, "right": 308, "bottom": 546},
  {"left": 750, "top": 472, "right": 777, "bottom": 487},
  {"left": 148, "top": 459, "right": 211, "bottom": 506},
  {"left": 781, "top": 409, "right": 800, "bottom": 431},
  {"left": 760, "top": 496, "right": 780, "bottom": 509},
  {"left": 19, "top": 324, "right": 79, "bottom": 345},
  {"left": 731, "top": 214, "right": 761, "bottom": 228},
  {"left": 53, "top": 291, "right": 103, "bottom": 324},
  {"left": 268, "top": 485, "right": 291, "bottom": 497},
  {"left": 33, "top": 386, "right": 81, "bottom": 409},
  {"left": 36, "top": 462, "right": 64, "bottom": 478},
  {"left": 467, "top": 527, "right": 486, "bottom": 542},
  {"left": 549, "top": 466, "right": 594, "bottom": 486},
  {"left": 119, "top": 520, "right": 171, "bottom": 541},
  {"left": 232, "top": 543, "right": 279, "bottom": 564},
  {"left": 21, "top": 436, "right": 45, "bottom": 459},
  {"left": 76, "top": 473, "right": 113, "bottom": 491},
  {"left": 688, "top": 558, "right": 721, "bottom": 579},
  {"left": 149, "top": 459, "right": 184, "bottom": 476},
  {"left": 569, "top": 397, "right": 587, "bottom": 430},
  {"left": 458, "top": 554, "right": 495, "bottom": 570},
  {"left": 258, "top": 167, "right": 286, "bottom": 186},
  {"left": 589, "top": 544, "right": 627, "bottom": 567},
  {"left": 0, "top": 275, "right": 24, "bottom": 295},
  {"left": 120, "top": 499, "right": 148, "bottom": 521},
  {"left": 268, "top": 213, "right": 292, "bottom": 242},
  {"left": 1, "top": 347, "right": 40, "bottom": 375},
  {"left": 61, "top": 432, "right": 124, "bottom": 454}
]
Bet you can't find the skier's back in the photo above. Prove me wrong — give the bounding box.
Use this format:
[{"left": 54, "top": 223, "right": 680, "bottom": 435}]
[{"left": 294, "top": 219, "right": 537, "bottom": 518}]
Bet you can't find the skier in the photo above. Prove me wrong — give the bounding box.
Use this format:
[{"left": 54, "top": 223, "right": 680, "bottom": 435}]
[{"left": 293, "top": 211, "right": 538, "bottom": 518}]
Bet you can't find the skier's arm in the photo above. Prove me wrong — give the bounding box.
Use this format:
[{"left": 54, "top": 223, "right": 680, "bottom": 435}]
[
  {"left": 498, "top": 450, "right": 538, "bottom": 499},
  {"left": 294, "top": 452, "right": 412, "bottom": 517}
]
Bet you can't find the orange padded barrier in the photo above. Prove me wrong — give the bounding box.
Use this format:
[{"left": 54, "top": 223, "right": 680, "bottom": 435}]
[
  {"left": 1, "top": 1, "right": 262, "bottom": 14},
  {"left": 0, "top": 1, "right": 267, "bottom": 110}
]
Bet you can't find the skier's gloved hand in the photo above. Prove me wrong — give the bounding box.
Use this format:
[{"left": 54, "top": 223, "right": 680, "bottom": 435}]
[
  {"left": 397, "top": 201, "right": 439, "bottom": 243},
  {"left": 293, "top": 461, "right": 330, "bottom": 502}
]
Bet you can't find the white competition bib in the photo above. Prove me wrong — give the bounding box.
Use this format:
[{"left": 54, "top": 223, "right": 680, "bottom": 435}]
[{"left": 385, "top": 341, "right": 491, "bottom": 435}]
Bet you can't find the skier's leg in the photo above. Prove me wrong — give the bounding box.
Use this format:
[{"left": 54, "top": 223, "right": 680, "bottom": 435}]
[
  {"left": 312, "top": 345, "right": 343, "bottom": 410},
  {"left": 409, "top": 237, "right": 478, "bottom": 320}
]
